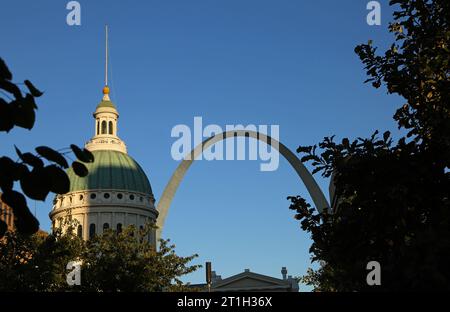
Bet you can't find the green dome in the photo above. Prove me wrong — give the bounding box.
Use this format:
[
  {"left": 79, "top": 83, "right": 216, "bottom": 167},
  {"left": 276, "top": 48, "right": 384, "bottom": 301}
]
[{"left": 67, "top": 150, "right": 152, "bottom": 194}]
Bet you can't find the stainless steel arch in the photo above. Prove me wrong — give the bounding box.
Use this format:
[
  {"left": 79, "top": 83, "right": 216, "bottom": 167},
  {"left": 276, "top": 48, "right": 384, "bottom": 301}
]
[{"left": 156, "top": 130, "right": 329, "bottom": 239}]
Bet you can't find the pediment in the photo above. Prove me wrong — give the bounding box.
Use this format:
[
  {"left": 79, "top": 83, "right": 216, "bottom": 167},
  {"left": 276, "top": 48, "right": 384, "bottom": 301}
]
[{"left": 213, "top": 272, "right": 289, "bottom": 290}]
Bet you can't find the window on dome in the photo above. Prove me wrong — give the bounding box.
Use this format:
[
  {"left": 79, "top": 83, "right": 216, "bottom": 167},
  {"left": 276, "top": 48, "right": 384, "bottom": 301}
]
[
  {"left": 108, "top": 121, "right": 113, "bottom": 135},
  {"left": 116, "top": 223, "right": 122, "bottom": 234},
  {"left": 77, "top": 225, "right": 82, "bottom": 238},
  {"left": 101, "top": 120, "right": 107, "bottom": 134},
  {"left": 117, "top": 193, "right": 123, "bottom": 199},
  {"left": 104, "top": 193, "right": 110, "bottom": 199},
  {"left": 89, "top": 224, "right": 96, "bottom": 239},
  {"left": 103, "top": 223, "right": 110, "bottom": 232},
  {"left": 96, "top": 120, "right": 99, "bottom": 135},
  {"left": 129, "top": 195, "right": 135, "bottom": 200},
  {"left": 79, "top": 195, "right": 83, "bottom": 201},
  {"left": 91, "top": 193, "right": 96, "bottom": 200}
]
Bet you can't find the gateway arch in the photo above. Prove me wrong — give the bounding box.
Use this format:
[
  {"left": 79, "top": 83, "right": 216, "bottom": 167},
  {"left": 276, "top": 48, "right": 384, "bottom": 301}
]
[{"left": 155, "top": 130, "right": 330, "bottom": 239}]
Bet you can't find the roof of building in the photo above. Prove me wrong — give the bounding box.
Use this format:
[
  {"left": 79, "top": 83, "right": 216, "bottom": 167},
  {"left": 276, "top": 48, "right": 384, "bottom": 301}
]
[
  {"left": 67, "top": 150, "right": 152, "bottom": 194},
  {"left": 96, "top": 99, "right": 116, "bottom": 109},
  {"left": 189, "top": 269, "right": 299, "bottom": 292}
]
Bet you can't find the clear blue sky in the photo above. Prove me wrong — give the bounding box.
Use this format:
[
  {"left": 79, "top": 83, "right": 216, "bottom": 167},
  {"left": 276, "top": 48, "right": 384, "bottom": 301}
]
[{"left": 1, "top": 0, "right": 403, "bottom": 290}]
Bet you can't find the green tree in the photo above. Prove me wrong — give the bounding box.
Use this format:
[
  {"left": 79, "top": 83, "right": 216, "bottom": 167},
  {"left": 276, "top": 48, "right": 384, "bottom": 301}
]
[
  {"left": 80, "top": 224, "right": 200, "bottom": 292},
  {"left": 0, "top": 58, "right": 94, "bottom": 237},
  {"left": 290, "top": 0, "right": 450, "bottom": 291},
  {"left": 0, "top": 224, "right": 200, "bottom": 292},
  {"left": 0, "top": 227, "right": 83, "bottom": 291}
]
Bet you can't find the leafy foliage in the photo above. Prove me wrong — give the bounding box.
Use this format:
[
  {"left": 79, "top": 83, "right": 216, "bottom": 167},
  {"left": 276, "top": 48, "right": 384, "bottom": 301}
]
[
  {"left": 0, "top": 228, "right": 82, "bottom": 291},
  {"left": 354, "top": 0, "right": 450, "bottom": 161},
  {"left": 0, "top": 57, "right": 94, "bottom": 237},
  {"left": 80, "top": 224, "right": 200, "bottom": 292},
  {"left": 290, "top": 0, "right": 450, "bottom": 291},
  {"left": 0, "top": 224, "right": 200, "bottom": 292}
]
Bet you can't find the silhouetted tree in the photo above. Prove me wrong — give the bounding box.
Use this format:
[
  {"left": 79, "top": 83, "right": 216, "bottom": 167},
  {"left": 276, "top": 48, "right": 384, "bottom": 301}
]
[{"left": 290, "top": 0, "right": 450, "bottom": 291}]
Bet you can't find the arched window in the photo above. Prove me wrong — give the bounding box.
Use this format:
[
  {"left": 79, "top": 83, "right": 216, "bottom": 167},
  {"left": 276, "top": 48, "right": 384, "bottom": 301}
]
[
  {"left": 116, "top": 223, "right": 122, "bottom": 234},
  {"left": 103, "top": 223, "right": 110, "bottom": 232},
  {"left": 77, "top": 225, "right": 82, "bottom": 238},
  {"left": 101, "top": 120, "right": 107, "bottom": 134},
  {"left": 96, "top": 120, "right": 100, "bottom": 135},
  {"left": 108, "top": 121, "right": 113, "bottom": 135},
  {"left": 89, "top": 223, "right": 96, "bottom": 239}
]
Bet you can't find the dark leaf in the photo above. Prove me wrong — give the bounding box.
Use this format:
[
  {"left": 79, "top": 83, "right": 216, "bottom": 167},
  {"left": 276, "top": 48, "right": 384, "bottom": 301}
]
[
  {"left": 1, "top": 190, "right": 27, "bottom": 214},
  {"left": 1, "top": 190, "right": 39, "bottom": 235},
  {"left": 0, "top": 79, "right": 22, "bottom": 99},
  {"left": 35, "top": 146, "right": 69, "bottom": 168},
  {"left": 13, "top": 163, "right": 29, "bottom": 181},
  {"left": 20, "top": 152, "right": 44, "bottom": 168},
  {"left": 14, "top": 214, "right": 40, "bottom": 236},
  {"left": 72, "top": 161, "right": 89, "bottom": 177},
  {"left": 14, "top": 145, "right": 23, "bottom": 159},
  {"left": 312, "top": 166, "right": 325, "bottom": 175},
  {"left": 25, "top": 92, "right": 38, "bottom": 109},
  {"left": 297, "top": 146, "right": 312, "bottom": 154},
  {"left": 0, "top": 156, "right": 16, "bottom": 191},
  {"left": 1, "top": 190, "right": 40, "bottom": 235},
  {"left": 20, "top": 167, "right": 51, "bottom": 201},
  {"left": 11, "top": 95, "right": 36, "bottom": 130},
  {"left": 0, "top": 58, "right": 12, "bottom": 81},
  {"left": 0, "top": 98, "right": 14, "bottom": 132},
  {"left": 301, "top": 155, "right": 319, "bottom": 163},
  {"left": 24, "top": 80, "right": 43, "bottom": 97},
  {"left": 70, "top": 144, "right": 94, "bottom": 163},
  {"left": 44, "top": 165, "right": 70, "bottom": 194}
]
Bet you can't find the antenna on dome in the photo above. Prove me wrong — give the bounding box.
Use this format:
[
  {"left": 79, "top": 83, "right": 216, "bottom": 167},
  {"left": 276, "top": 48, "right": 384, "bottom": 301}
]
[
  {"left": 103, "top": 25, "right": 110, "bottom": 99},
  {"left": 105, "top": 24, "right": 108, "bottom": 87}
]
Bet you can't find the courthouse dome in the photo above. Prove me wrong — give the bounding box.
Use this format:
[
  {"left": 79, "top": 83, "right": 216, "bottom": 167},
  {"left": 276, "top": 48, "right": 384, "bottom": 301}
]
[
  {"left": 50, "top": 26, "right": 157, "bottom": 243},
  {"left": 67, "top": 150, "right": 153, "bottom": 195}
]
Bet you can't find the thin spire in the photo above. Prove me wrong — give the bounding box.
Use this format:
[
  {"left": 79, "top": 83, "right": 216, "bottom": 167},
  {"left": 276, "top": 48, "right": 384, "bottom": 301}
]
[
  {"left": 105, "top": 24, "right": 108, "bottom": 86},
  {"left": 103, "top": 24, "right": 110, "bottom": 100}
]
